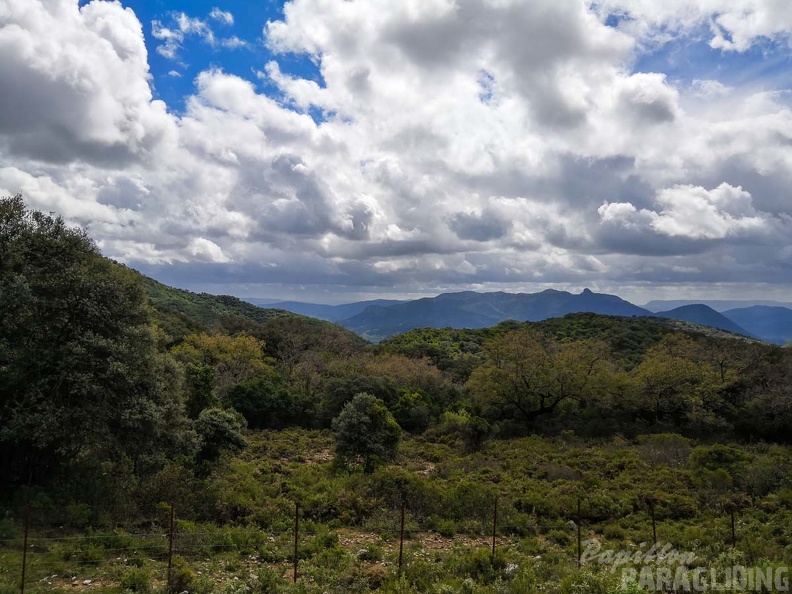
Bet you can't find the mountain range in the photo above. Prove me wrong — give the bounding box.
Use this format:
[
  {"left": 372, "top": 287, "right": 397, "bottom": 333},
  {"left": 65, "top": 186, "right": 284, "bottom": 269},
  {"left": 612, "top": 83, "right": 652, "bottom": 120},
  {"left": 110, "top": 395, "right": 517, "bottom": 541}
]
[{"left": 247, "top": 289, "right": 792, "bottom": 344}]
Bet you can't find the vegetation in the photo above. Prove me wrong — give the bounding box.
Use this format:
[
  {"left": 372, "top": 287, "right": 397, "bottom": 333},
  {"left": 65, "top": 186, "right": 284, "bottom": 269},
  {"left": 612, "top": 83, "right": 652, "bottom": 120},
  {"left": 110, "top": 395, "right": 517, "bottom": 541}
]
[
  {"left": 3, "top": 196, "right": 792, "bottom": 592},
  {"left": 332, "top": 393, "right": 402, "bottom": 472}
]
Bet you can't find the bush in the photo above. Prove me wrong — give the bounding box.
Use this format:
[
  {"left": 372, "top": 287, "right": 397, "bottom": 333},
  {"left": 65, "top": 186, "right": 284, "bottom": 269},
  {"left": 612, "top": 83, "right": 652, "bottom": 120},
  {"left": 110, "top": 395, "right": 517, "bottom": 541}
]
[
  {"left": 452, "top": 548, "right": 508, "bottom": 583},
  {"left": 120, "top": 568, "right": 152, "bottom": 593},
  {"left": 332, "top": 393, "right": 401, "bottom": 472},
  {"left": 638, "top": 434, "right": 691, "bottom": 467},
  {"left": 167, "top": 557, "right": 195, "bottom": 593},
  {"left": 251, "top": 566, "right": 284, "bottom": 593}
]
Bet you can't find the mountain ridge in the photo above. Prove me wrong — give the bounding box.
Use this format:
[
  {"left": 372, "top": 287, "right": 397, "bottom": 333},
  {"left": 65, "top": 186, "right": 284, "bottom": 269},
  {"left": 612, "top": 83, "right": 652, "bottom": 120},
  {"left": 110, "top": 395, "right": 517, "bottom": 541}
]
[{"left": 341, "top": 288, "right": 654, "bottom": 341}]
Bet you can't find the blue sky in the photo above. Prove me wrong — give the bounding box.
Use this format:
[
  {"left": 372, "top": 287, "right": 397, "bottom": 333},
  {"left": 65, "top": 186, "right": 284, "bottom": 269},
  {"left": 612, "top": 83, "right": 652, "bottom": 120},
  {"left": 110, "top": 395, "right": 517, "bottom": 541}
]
[
  {"left": 115, "top": 0, "right": 324, "bottom": 114},
  {"left": 2, "top": 1, "right": 792, "bottom": 303}
]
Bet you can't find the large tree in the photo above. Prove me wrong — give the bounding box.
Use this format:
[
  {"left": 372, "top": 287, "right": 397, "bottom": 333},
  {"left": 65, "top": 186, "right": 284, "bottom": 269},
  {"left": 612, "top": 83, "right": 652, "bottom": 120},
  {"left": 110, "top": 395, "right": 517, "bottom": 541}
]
[
  {"left": 466, "top": 328, "right": 613, "bottom": 430},
  {"left": 0, "top": 196, "right": 190, "bottom": 487}
]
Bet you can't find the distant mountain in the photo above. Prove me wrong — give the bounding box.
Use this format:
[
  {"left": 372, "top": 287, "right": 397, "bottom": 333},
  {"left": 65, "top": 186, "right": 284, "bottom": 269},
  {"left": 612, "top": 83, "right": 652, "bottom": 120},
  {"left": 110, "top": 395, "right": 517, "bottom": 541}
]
[
  {"left": 653, "top": 304, "right": 754, "bottom": 338},
  {"left": 341, "top": 289, "right": 650, "bottom": 341},
  {"left": 644, "top": 299, "right": 792, "bottom": 313},
  {"left": 244, "top": 298, "right": 403, "bottom": 322},
  {"left": 722, "top": 306, "right": 792, "bottom": 345}
]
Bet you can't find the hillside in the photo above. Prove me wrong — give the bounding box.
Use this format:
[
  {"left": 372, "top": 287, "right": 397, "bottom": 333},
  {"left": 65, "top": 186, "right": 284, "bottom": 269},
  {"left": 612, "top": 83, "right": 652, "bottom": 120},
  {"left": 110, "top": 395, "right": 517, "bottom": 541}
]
[
  {"left": 653, "top": 304, "right": 754, "bottom": 338},
  {"left": 140, "top": 274, "right": 368, "bottom": 348},
  {"left": 245, "top": 297, "right": 404, "bottom": 322},
  {"left": 722, "top": 305, "right": 792, "bottom": 345},
  {"left": 380, "top": 312, "right": 758, "bottom": 374},
  {"left": 645, "top": 298, "right": 792, "bottom": 312}
]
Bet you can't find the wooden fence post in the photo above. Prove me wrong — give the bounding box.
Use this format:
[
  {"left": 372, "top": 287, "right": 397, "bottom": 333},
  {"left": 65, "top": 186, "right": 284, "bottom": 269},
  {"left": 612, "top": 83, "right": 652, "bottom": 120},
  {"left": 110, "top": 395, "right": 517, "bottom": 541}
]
[
  {"left": 166, "top": 503, "right": 175, "bottom": 591},
  {"left": 576, "top": 498, "right": 582, "bottom": 568},
  {"left": 398, "top": 501, "right": 406, "bottom": 578},
  {"left": 20, "top": 505, "right": 29, "bottom": 594},
  {"left": 293, "top": 502, "right": 300, "bottom": 583},
  {"left": 491, "top": 496, "right": 498, "bottom": 559}
]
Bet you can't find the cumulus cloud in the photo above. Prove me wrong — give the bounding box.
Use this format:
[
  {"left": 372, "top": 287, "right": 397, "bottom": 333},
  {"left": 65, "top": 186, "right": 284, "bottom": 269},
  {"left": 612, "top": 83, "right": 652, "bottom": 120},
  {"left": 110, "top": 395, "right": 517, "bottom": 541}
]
[{"left": 0, "top": 0, "right": 791, "bottom": 301}]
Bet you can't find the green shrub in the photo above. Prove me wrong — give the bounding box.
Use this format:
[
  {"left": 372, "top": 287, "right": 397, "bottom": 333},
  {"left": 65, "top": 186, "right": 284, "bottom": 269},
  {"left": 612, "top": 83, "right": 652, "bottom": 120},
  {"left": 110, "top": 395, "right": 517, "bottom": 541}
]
[
  {"left": 120, "top": 568, "right": 152, "bottom": 593},
  {"left": 451, "top": 548, "right": 508, "bottom": 583},
  {"left": 547, "top": 529, "right": 573, "bottom": 547},
  {"left": 638, "top": 434, "right": 691, "bottom": 467},
  {"left": 251, "top": 566, "right": 284, "bottom": 593},
  {"left": 602, "top": 524, "right": 626, "bottom": 541},
  {"left": 436, "top": 519, "right": 458, "bottom": 537},
  {"left": 167, "top": 557, "right": 195, "bottom": 593}
]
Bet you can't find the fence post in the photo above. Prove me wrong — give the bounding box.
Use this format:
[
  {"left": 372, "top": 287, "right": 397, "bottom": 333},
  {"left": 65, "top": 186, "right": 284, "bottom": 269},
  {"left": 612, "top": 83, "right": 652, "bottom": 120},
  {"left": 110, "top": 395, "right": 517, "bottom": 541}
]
[
  {"left": 166, "top": 503, "right": 175, "bottom": 591},
  {"left": 646, "top": 495, "right": 657, "bottom": 545},
  {"left": 398, "top": 501, "right": 406, "bottom": 578},
  {"left": 20, "top": 505, "right": 29, "bottom": 594},
  {"left": 293, "top": 502, "right": 300, "bottom": 583},
  {"left": 576, "top": 498, "right": 582, "bottom": 569},
  {"left": 491, "top": 496, "right": 498, "bottom": 559},
  {"left": 731, "top": 509, "right": 736, "bottom": 548}
]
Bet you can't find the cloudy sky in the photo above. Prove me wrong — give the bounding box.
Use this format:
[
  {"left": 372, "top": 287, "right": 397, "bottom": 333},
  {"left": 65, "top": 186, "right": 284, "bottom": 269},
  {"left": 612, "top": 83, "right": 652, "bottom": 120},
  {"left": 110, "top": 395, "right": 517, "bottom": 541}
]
[{"left": 2, "top": 0, "right": 791, "bottom": 304}]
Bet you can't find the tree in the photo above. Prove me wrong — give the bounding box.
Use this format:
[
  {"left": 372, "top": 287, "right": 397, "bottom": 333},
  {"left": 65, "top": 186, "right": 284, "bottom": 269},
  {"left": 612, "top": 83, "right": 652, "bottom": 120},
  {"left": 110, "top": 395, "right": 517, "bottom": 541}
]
[
  {"left": 171, "top": 332, "right": 272, "bottom": 402},
  {"left": 466, "top": 328, "right": 612, "bottom": 430},
  {"left": 331, "top": 393, "right": 401, "bottom": 472},
  {"left": 226, "top": 375, "right": 294, "bottom": 429},
  {"left": 194, "top": 408, "right": 247, "bottom": 465},
  {"left": 321, "top": 375, "right": 398, "bottom": 425},
  {"left": 0, "top": 195, "right": 191, "bottom": 485}
]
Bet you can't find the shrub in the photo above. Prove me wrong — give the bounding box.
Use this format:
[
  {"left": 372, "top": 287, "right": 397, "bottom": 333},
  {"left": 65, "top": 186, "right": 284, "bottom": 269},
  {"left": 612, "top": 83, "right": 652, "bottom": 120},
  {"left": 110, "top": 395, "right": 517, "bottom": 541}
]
[
  {"left": 251, "top": 566, "right": 284, "bottom": 593},
  {"left": 167, "top": 557, "right": 195, "bottom": 593},
  {"left": 638, "top": 434, "right": 691, "bottom": 467},
  {"left": 332, "top": 393, "right": 401, "bottom": 472},
  {"left": 120, "top": 568, "right": 152, "bottom": 593},
  {"left": 548, "top": 529, "right": 573, "bottom": 547}
]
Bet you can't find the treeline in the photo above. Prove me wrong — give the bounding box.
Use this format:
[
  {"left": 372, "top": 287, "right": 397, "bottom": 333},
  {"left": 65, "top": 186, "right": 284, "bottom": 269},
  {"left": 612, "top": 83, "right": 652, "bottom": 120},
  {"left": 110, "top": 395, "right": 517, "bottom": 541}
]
[{"left": 1, "top": 196, "right": 791, "bottom": 507}]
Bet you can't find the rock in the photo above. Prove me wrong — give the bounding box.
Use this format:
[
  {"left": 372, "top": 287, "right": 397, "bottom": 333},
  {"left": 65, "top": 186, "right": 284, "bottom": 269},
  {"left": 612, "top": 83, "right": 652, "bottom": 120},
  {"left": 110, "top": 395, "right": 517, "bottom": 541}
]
[{"left": 82, "top": 579, "right": 92, "bottom": 585}]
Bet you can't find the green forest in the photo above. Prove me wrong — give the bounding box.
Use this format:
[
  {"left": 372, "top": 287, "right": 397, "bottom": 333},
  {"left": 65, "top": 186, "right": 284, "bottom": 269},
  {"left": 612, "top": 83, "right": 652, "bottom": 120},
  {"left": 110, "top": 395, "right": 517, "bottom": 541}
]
[{"left": 2, "top": 195, "right": 792, "bottom": 593}]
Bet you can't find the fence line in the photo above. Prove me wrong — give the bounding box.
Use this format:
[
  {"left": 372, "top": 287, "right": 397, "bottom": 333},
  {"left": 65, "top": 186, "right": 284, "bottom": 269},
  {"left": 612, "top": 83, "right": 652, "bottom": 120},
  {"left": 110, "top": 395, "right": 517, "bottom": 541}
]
[{"left": 2, "top": 499, "right": 744, "bottom": 593}]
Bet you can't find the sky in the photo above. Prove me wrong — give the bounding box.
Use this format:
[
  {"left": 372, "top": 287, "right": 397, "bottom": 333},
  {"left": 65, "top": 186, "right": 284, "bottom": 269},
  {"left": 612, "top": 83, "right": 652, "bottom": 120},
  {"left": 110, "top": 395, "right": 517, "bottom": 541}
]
[{"left": 1, "top": 1, "right": 792, "bottom": 305}]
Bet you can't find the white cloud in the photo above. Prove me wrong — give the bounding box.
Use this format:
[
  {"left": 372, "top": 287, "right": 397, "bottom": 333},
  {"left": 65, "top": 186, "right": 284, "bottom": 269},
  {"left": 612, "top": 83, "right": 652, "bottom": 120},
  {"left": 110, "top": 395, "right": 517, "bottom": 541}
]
[
  {"left": 1, "top": 0, "right": 792, "bottom": 298},
  {"left": 594, "top": 0, "right": 792, "bottom": 51},
  {"left": 600, "top": 183, "right": 769, "bottom": 241},
  {"left": 152, "top": 10, "right": 249, "bottom": 59},
  {"left": 209, "top": 8, "right": 234, "bottom": 26},
  {"left": 188, "top": 237, "right": 230, "bottom": 263},
  {"left": 691, "top": 79, "right": 733, "bottom": 98}
]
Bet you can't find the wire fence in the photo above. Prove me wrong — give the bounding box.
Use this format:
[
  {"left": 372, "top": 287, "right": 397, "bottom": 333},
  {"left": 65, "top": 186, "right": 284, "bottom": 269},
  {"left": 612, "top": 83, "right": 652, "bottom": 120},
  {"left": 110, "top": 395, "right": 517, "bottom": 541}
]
[{"left": 0, "top": 498, "right": 744, "bottom": 593}]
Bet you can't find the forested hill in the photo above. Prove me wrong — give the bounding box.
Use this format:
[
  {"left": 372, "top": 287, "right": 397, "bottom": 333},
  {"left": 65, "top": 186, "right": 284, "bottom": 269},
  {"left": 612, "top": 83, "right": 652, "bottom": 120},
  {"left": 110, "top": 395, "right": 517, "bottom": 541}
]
[
  {"left": 140, "top": 273, "right": 367, "bottom": 347},
  {"left": 379, "top": 312, "right": 759, "bottom": 375}
]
